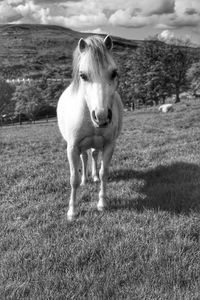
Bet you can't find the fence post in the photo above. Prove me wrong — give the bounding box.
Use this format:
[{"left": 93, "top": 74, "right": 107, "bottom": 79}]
[
  {"left": 131, "top": 102, "right": 134, "bottom": 111},
  {"left": 19, "top": 114, "right": 22, "bottom": 125}
]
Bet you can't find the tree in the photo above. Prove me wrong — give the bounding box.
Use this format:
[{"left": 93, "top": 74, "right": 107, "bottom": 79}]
[
  {"left": 0, "top": 78, "right": 15, "bottom": 115},
  {"left": 164, "top": 44, "right": 193, "bottom": 102},
  {"left": 133, "top": 41, "right": 172, "bottom": 105},
  {"left": 42, "top": 79, "right": 66, "bottom": 107},
  {"left": 12, "top": 81, "right": 44, "bottom": 121},
  {"left": 187, "top": 61, "right": 200, "bottom": 95},
  {"left": 38, "top": 64, "right": 68, "bottom": 106},
  {"left": 133, "top": 38, "right": 193, "bottom": 105},
  {"left": 11, "top": 77, "right": 66, "bottom": 121}
]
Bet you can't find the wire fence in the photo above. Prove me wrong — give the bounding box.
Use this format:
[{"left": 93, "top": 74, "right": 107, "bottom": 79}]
[{"left": 0, "top": 115, "right": 57, "bottom": 127}]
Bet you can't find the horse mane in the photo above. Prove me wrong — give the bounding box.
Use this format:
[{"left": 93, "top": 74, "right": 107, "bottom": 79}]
[{"left": 71, "top": 35, "right": 112, "bottom": 90}]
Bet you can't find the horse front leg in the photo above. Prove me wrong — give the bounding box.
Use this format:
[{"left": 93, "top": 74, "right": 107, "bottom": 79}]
[
  {"left": 97, "top": 142, "right": 115, "bottom": 211},
  {"left": 67, "top": 146, "right": 81, "bottom": 221}
]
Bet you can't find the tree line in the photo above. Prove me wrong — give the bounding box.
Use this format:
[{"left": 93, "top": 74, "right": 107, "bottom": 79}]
[
  {"left": 0, "top": 74, "right": 66, "bottom": 123},
  {"left": 118, "top": 37, "right": 200, "bottom": 107},
  {"left": 0, "top": 37, "right": 200, "bottom": 121}
]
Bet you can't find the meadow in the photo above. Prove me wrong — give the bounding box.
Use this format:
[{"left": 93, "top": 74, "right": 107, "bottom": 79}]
[{"left": 1, "top": 100, "right": 200, "bottom": 299}]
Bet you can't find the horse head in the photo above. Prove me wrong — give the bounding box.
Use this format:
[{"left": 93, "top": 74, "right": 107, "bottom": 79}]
[{"left": 73, "top": 35, "right": 119, "bottom": 128}]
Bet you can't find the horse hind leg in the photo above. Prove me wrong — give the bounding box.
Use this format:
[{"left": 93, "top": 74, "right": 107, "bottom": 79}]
[
  {"left": 80, "top": 151, "right": 88, "bottom": 186},
  {"left": 91, "top": 149, "right": 99, "bottom": 182},
  {"left": 81, "top": 149, "right": 99, "bottom": 185},
  {"left": 67, "top": 146, "right": 81, "bottom": 221}
]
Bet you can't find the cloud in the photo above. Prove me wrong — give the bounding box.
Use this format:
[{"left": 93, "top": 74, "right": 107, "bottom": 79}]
[
  {"left": 80, "top": 28, "right": 106, "bottom": 34},
  {"left": 184, "top": 8, "right": 198, "bottom": 15},
  {"left": 175, "top": 0, "right": 200, "bottom": 15},
  {"left": 0, "top": 1, "right": 22, "bottom": 23},
  {"left": 142, "top": 0, "right": 175, "bottom": 16},
  {"left": 14, "top": 1, "right": 50, "bottom": 24},
  {"left": 0, "top": 0, "right": 47, "bottom": 24},
  {"left": 156, "top": 0, "right": 200, "bottom": 31},
  {"left": 103, "top": 0, "right": 175, "bottom": 29},
  {"left": 0, "top": 0, "right": 109, "bottom": 27},
  {"left": 33, "top": 0, "right": 69, "bottom": 2},
  {"left": 0, "top": 0, "right": 199, "bottom": 41},
  {"left": 109, "top": 10, "right": 152, "bottom": 28},
  {"left": 7, "top": 0, "right": 25, "bottom": 5},
  {"left": 158, "top": 28, "right": 197, "bottom": 45},
  {"left": 163, "top": 14, "right": 200, "bottom": 28},
  {"left": 108, "top": 0, "right": 175, "bottom": 28},
  {"left": 158, "top": 29, "right": 175, "bottom": 41},
  {"left": 41, "top": 12, "right": 108, "bottom": 28}
]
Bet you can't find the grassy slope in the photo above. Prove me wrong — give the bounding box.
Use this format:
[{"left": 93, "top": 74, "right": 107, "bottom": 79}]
[{"left": 1, "top": 100, "right": 200, "bottom": 299}]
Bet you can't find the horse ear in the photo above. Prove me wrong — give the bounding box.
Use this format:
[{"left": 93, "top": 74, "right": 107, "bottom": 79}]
[
  {"left": 104, "top": 35, "right": 113, "bottom": 50},
  {"left": 78, "top": 38, "right": 87, "bottom": 52}
]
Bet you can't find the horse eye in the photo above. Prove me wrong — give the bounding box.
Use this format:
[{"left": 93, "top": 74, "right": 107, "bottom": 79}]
[
  {"left": 111, "top": 69, "right": 118, "bottom": 80},
  {"left": 80, "top": 73, "right": 88, "bottom": 81}
]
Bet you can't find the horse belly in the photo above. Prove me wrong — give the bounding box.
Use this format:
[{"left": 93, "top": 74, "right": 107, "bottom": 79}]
[{"left": 79, "top": 136, "right": 104, "bottom": 152}]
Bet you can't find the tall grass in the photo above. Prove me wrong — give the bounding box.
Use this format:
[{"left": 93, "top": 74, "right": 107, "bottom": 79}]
[{"left": 1, "top": 100, "right": 200, "bottom": 299}]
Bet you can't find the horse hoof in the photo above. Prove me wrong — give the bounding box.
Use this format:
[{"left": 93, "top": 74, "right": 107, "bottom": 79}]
[
  {"left": 67, "top": 213, "right": 75, "bottom": 222},
  {"left": 97, "top": 203, "right": 105, "bottom": 211},
  {"left": 67, "top": 209, "right": 76, "bottom": 221}
]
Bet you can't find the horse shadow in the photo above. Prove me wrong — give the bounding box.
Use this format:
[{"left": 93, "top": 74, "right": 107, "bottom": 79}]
[{"left": 108, "top": 162, "right": 200, "bottom": 215}]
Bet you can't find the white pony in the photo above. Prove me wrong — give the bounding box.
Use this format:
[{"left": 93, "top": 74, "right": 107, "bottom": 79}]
[{"left": 57, "top": 35, "right": 123, "bottom": 220}]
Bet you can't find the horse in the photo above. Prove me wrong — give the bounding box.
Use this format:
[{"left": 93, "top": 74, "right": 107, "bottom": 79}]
[{"left": 57, "top": 35, "right": 123, "bottom": 221}]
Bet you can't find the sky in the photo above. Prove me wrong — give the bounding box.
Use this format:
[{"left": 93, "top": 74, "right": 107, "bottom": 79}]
[{"left": 1, "top": 0, "right": 200, "bottom": 45}]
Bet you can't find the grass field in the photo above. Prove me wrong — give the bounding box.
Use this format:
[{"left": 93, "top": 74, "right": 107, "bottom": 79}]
[{"left": 1, "top": 100, "right": 200, "bottom": 299}]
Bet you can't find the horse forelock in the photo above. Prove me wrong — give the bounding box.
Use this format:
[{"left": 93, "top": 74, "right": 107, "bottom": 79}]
[{"left": 72, "top": 36, "right": 114, "bottom": 90}]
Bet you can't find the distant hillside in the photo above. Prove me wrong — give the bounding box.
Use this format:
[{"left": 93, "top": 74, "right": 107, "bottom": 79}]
[
  {"left": 0, "top": 24, "right": 142, "bottom": 79},
  {"left": 0, "top": 23, "right": 199, "bottom": 88}
]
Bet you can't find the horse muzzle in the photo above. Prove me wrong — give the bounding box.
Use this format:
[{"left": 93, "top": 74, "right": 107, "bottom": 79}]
[{"left": 92, "top": 108, "right": 112, "bottom": 128}]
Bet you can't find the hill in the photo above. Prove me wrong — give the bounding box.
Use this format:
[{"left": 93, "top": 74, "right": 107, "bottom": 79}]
[
  {"left": 0, "top": 24, "right": 140, "bottom": 79},
  {"left": 1, "top": 23, "right": 200, "bottom": 80},
  {"left": 1, "top": 23, "right": 200, "bottom": 112}
]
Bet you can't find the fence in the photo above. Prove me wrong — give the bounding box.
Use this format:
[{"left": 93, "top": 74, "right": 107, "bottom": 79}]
[{"left": 0, "top": 115, "right": 57, "bottom": 127}]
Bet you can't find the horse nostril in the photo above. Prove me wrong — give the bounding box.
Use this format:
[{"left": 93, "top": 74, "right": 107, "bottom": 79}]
[
  {"left": 92, "top": 110, "right": 97, "bottom": 121},
  {"left": 92, "top": 109, "right": 112, "bottom": 126},
  {"left": 108, "top": 109, "right": 112, "bottom": 122}
]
